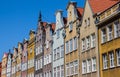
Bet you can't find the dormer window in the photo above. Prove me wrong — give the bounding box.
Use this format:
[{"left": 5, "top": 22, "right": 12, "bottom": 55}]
[
  {"left": 56, "top": 29, "right": 60, "bottom": 39},
  {"left": 69, "top": 22, "right": 73, "bottom": 32}
]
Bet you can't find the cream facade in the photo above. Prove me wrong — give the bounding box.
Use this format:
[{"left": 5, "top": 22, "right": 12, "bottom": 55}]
[{"left": 64, "top": 1, "right": 83, "bottom": 77}]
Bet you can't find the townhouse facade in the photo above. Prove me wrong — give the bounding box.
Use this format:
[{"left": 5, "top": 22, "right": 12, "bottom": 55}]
[
  {"left": 27, "top": 30, "right": 35, "bottom": 77},
  {"left": 1, "top": 53, "right": 8, "bottom": 77},
  {"left": 21, "top": 39, "right": 28, "bottom": 77},
  {"left": 95, "top": 1, "right": 120, "bottom": 77},
  {"left": 6, "top": 51, "right": 12, "bottom": 77},
  {"left": 43, "top": 23, "right": 55, "bottom": 77},
  {"left": 79, "top": 0, "right": 99, "bottom": 77},
  {"left": 35, "top": 13, "right": 46, "bottom": 77},
  {"left": 11, "top": 48, "right": 18, "bottom": 77},
  {"left": 52, "top": 10, "right": 66, "bottom": 77},
  {"left": 64, "top": 1, "right": 83, "bottom": 77},
  {"left": 16, "top": 43, "right": 23, "bottom": 77}
]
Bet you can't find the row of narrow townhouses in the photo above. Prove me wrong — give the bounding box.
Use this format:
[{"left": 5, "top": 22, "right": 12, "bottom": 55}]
[{"left": 1, "top": 0, "right": 120, "bottom": 77}]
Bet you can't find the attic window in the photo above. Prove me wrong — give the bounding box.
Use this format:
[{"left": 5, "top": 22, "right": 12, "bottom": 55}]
[
  {"left": 85, "top": 20, "right": 87, "bottom": 27},
  {"left": 69, "top": 22, "right": 73, "bottom": 32},
  {"left": 87, "top": 17, "right": 90, "bottom": 26},
  {"left": 56, "top": 29, "right": 60, "bottom": 39}
]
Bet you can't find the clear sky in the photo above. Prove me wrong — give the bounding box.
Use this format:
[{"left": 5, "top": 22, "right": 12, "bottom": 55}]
[{"left": 0, "top": 0, "right": 85, "bottom": 61}]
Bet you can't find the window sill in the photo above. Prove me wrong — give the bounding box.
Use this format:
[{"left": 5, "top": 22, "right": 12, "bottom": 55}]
[
  {"left": 102, "top": 68, "right": 108, "bottom": 71},
  {"left": 109, "top": 66, "right": 115, "bottom": 69}
]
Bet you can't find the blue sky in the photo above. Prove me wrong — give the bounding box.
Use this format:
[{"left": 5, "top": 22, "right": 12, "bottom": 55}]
[{"left": 0, "top": 0, "right": 85, "bottom": 61}]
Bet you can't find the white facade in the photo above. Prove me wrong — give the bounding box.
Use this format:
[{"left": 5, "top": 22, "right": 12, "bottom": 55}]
[
  {"left": 52, "top": 10, "right": 65, "bottom": 77},
  {"left": 7, "top": 53, "right": 12, "bottom": 77}
]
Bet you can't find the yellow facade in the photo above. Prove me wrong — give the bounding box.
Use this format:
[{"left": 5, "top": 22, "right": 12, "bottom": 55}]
[
  {"left": 97, "top": 3, "right": 120, "bottom": 77},
  {"left": 27, "top": 30, "right": 35, "bottom": 77}
]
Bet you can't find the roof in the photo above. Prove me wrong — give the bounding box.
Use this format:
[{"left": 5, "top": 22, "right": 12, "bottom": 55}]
[
  {"left": 77, "top": 7, "right": 84, "bottom": 16},
  {"left": 42, "top": 22, "right": 47, "bottom": 26},
  {"left": 2, "top": 53, "right": 8, "bottom": 59},
  {"left": 89, "top": 0, "right": 119, "bottom": 14},
  {"left": 66, "top": 1, "right": 77, "bottom": 10},
  {"left": 51, "top": 23, "right": 55, "bottom": 31}
]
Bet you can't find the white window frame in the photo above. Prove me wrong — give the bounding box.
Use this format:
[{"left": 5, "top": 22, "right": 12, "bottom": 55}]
[
  {"left": 109, "top": 52, "right": 114, "bottom": 68},
  {"left": 73, "top": 37, "right": 77, "bottom": 50},
  {"left": 87, "top": 59, "right": 91, "bottom": 73},
  {"left": 101, "top": 28, "right": 107, "bottom": 43},
  {"left": 66, "top": 63, "right": 69, "bottom": 76},
  {"left": 82, "top": 38, "right": 85, "bottom": 51},
  {"left": 66, "top": 41, "right": 69, "bottom": 54},
  {"left": 86, "top": 36, "right": 90, "bottom": 49},
  {"left": 54, "top": 49, "right": 56, "bottom": 61},
  {"left": 54, "top": 68, "right": 56, "bottom": 77},
  {"left": 61, "top": 45, "right": 64, "bottom": 58},
  {"left": 61, "top": 65, "right": 64, "bottom": 77},
  {"left": 91, "top": 34, "right": 95, "bottom": 48},
  {"left": 114, "top": 20, "right": 120, "bottom": 38},
  {"left": 70, "top": 39, "right": 73, "bottom": 52},
  {"left": 116, "top": 49, "right": 120, "bottom": 66},
  {"left": 82, "top": 60, "right": 86, "bottom": 74},
  {"left": 92, "top": 57, "right": 96, "bottom": 72},
  {"left": 103, "top": 54, "right": 108, "bottom": 69},
  {"left": 74, "top": 60, "right": 78, "bottom": 74},
  {"left": 70, "top": 62, "right": 74, "bottom": 75},
  {"left": 56, "top": 29, "right": 60, "bottom": 39},
  {"left": 107, "top": 24, "right": 113, "bottom": 41}
]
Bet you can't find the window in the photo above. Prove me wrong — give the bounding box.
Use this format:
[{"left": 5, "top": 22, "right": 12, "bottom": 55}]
[
  {"left": 109, "top": 52, "right": 114, "bottom": 68},
  {"left": 91, "top": 34, "right": 95, "bottom": 48},
  {"left": 70, "top": 39, "right": 73, "bottom": 52},
  {"left": 82, "top": 61, "right": 86, "bottom": 74},
  {"left": 57, "top": 66, "right": 60, "bottom": 77},
  {"left": 92, "top": 57, "right": 96, "bottom": 72},
  {"left": 40, "top": 45, "right": 43, "bottom": 53},
  {"left": 87, "top": 18, "right": 90, "bottom": 26},
  {"left": 56, "top": 29, "right": 60, "bottom": 39},
  {"left": 36, "top": 61, "right": 38, "bottom": 70},
  {"left": 69, "top": 22, "right": 73, "bottom": 32},
  {"left": 82, "top": 38, "right": 85, "bottom": 51},
  {"left": 54, "top": 49, "right": 56, "bottom": 60},
  {"left": 30, "top": 48, "right": 32, "bottom": 53},
  {"left": 114, "top": 20, "right": 120, "bottom": 38},
  {"left": 54, "top": 68, "right": 56, "bottom": 77},
  {"left": 57, "top": 47, "right": 60, "bottom": 59},
  {"left": 103, "top": 54, "right": 108, "bottom": 69},
  {"left": 107, "top": 25, "right": 113, "bottom": 41},
  {"left": 74, "top": 60, "right": 78, "bottom": 74},
  {"left": 61, "top": 65, "right": 64, "bottom": 77},
  {"left": 85, "top": 20, "right": 87, "bottom": 27},
  {"left": 101, "top": 28, "right": 107, "bottom": 43},
  {"left": 66, "top": 41, "right": 69, "bottom": 54},
  {"left": 73, "top": 37, "right": 77, "bottom": 50},
  {"left": 86, "top": 36, "right": 90, "bottom": 49},
  {"left": 87, "top": 59, "right": 91, "bottom": 73},
  {"left": 66, "top": 64, "right": 69, "bottom": 76},
  {"left": 61, "top": 45, "right": 64, "bottom": 58},
  {"left": 70, "top": 62, "right": 74, "bottom": 75},
  {"left": 46, "top": 40, "right": 49, "bottom": 48},
  {"left": 116, "top": 49, "right": 120, "bottom": 66}
]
